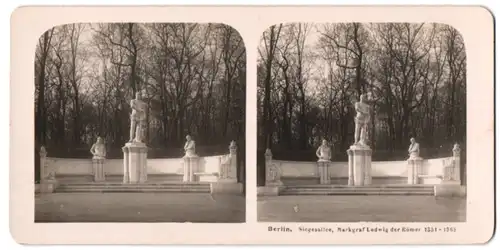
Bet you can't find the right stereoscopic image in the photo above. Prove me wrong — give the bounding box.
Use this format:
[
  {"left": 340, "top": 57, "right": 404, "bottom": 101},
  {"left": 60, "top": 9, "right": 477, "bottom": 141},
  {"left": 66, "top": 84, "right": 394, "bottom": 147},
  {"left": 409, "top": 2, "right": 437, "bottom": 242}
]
[{"left": 257, "top": 23, "right": 466, "bottom": 222}]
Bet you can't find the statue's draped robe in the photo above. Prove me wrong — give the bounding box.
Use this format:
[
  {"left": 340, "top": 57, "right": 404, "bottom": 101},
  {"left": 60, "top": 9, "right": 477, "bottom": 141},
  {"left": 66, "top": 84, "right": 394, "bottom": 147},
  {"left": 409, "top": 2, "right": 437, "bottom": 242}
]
[
  {"left": 316, "top": 145, "right": 331, "bottom": 161},
  {"left": 184, "top": 140, "right": 196, "bottom": 157},
  {"left": 408, "top": 143, "right": 420, "bottom": 158},
  {"left": 130, "top": 99, "right": 147, "bottom": 142},
  {"left": 91, "top": 143, "right": 106, "bottom": 159}
]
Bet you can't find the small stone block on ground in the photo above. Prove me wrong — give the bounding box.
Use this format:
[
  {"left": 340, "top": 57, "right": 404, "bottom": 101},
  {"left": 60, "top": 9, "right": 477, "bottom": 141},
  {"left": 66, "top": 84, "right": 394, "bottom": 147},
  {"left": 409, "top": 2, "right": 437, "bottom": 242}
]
[
  {"left": 210, "top": 182, "right": 243, "bottom": 194},
  {"left": 257, "top": 186, "right": 280, "bottom": 196}
]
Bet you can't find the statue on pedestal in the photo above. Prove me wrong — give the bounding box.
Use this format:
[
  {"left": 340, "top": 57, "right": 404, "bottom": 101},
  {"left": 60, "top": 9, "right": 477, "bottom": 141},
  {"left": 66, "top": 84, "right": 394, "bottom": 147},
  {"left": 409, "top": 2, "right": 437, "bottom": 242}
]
[
  {"left": 453, "top": 143, "right": 460, "bottom": 157},
  {"left": 90, "top": 137, "right": 106, "bottom": 159},
  {"left": 316, "top": 139, "right": 332, "bottom": 162},
  {"left": 354, "top": 94, "right": 370, "bottom": 146},
  {"left": 408, "top": 137, "right": 420, "bottom": 159},
  {"left": 184, "top": 135, "right": 197, "bottom": 157},
  {"left": 129, "top": 91, "right": 147, "bottom": 143}
]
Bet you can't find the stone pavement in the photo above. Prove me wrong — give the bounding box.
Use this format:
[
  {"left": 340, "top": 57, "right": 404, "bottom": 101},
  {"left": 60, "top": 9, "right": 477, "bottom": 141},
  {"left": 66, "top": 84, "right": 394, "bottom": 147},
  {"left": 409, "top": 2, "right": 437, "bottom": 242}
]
[
  {"left": 35, "top": 193, "right": 245, "bottom": 223},
  {"left": 258, "top": 195, "right": 466, "bottom": 222}
]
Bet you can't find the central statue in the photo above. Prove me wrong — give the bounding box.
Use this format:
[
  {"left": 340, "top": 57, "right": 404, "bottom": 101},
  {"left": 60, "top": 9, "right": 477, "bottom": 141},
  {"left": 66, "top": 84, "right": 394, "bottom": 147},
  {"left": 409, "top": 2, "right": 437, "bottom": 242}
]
[
  {"left": 129, "top": 91, "right": 147, "bottom": 143},
  {"left": 354, "top": 94, "right": 370, "bottom": 146}
]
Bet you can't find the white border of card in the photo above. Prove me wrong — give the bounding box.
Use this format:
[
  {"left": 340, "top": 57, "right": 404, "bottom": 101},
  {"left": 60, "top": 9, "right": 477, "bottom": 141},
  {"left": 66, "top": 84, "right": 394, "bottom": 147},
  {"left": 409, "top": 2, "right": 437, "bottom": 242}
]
[{"left": 10, "top": 5, "right": 494, "bottom": 244}]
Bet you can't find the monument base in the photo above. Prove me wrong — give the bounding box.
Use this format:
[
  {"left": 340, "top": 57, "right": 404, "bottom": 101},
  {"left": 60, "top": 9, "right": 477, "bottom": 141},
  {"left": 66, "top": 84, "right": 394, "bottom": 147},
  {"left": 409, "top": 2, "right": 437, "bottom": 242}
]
[
  {"left": 210, "top": 181, "right": 243, "bottom": 194},
  {"left": 407, "top": 157, "right": 423, "bottom": 185},
  {"left": 257, "top": 186, "right": 281, "bottom": 196},
  {"left": 92, "top": 158, "right": 106, "bottom": 182},
  {"left": 183, "top": 156, "right": 200, "bottom": 182},
  {"left": 347, "top": 144, "right": 372, "bottom": 186},
  {"left": 435, "top": 182, "right": 466, "bottom": 197},
  {"left": 317, "top": 161, "right": 331, "bottom": 184},
  {"left": 40, "top": 179, "right": 58, "bottom": 193},
  {"left": 122, "top": 142, "right": 148, "bottom": 184}
]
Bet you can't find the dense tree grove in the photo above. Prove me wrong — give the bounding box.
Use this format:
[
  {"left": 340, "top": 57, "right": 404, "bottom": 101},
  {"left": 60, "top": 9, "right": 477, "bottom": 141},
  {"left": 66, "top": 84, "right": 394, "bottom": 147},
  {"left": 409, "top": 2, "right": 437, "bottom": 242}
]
[
  {"left": 257, "top": 23, "right": 466, "bottom": 184},
  {"left": 34, "top": 23, "right": 246, "bottom": 181}
]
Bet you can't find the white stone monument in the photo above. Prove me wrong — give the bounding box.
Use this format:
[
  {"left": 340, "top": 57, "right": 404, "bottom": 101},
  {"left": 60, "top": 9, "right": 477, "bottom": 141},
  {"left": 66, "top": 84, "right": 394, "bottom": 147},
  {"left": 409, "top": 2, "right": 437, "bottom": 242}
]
[
  {"left": 347, "top": 94, "right": 372, "bottom": 186},
  {"left": 39, "top": 146, "right": 58, "bottom": 193},
  {"left": 219, "top": 141, "right": 238, "bottom": 182},
  {"left": 182, "top": 135, "right": 199, "bottom": 182},
  {"left": 257, "top": 148, "right": 283, "bottom": 196},
  {"left": 444, "top": 143, "right": 461, "bottom": 183},
  {"left": 211, "top": 141, "right": 244, "bottom": 194},
  {"left": 435, "top": 143, "right": 465, "bottom": 197},
  {"left": 123, "top": 91, "right": 148, "bottom": 184},
  {"left": 316, "top": 139, "right": 332, "bottom": 184},
  {"left": 407, "top": 137, "right": 423, "bottom": 184},
  {"left": 90, "top": 137, "right": 106, "bottom": 182}
]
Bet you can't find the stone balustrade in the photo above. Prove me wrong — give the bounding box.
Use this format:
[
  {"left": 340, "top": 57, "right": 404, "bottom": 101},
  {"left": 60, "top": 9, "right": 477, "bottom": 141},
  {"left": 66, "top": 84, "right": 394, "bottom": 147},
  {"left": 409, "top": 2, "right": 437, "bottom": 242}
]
[
  {"left": 262, "top": 145, "right": 462, "bottom": 189},
  {"left": 38, "top": 141, "right": 240, "bottom": 188}
]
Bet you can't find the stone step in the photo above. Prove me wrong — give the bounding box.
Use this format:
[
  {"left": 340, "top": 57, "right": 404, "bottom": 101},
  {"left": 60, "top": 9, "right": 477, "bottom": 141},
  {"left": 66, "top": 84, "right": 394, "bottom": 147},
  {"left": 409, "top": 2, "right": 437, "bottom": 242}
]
[
  {"left": 55, "top": 182, "right": 211, "bottom": 193},
  {"left": 285, "top": 184, "right": 434, "bottom": 189},
  {"left": 56, "top": 187, "right": 210, "bottom": 190},
  {"left": 58, "top": 182, "right": 209, "bottom": 186},
  {"left": 56, "top": 188, "right": 210, "bottom": 193},
  {"left": 283, "top": 188, "right": 434, "bottom": 192},
  {"left": 281, "top": 185, "right": 435, "bottom": 195},
  {"left": 280, "top": 190, "right": 434, "bottom": 196}
]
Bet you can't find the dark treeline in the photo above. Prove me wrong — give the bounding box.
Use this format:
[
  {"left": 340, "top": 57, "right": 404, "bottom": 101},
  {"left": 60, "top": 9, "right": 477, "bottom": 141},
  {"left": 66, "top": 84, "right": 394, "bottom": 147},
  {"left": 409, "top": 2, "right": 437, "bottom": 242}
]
[
  {"left": 34, "top": 23, "right": 246, "bottom": 181},
  {"left": 257, "top": 23, "right": 466, "bottom": 184}
]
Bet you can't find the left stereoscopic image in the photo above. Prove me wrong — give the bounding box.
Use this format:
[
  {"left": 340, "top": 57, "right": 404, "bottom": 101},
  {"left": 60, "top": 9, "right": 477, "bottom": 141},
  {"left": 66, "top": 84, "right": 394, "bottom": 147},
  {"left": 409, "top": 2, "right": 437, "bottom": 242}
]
[{"left": 34, "top": 23, "right": 246, "bottom": 223}]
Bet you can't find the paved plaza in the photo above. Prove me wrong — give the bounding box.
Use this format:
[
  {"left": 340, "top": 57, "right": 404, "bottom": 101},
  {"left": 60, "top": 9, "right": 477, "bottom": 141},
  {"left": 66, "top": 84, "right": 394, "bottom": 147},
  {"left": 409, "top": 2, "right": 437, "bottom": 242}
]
[
  {"left": 258, "top": 195, "right": 466, "bottom": 222},
  {"left": 35, "top": 193, "right": 245, "bottom": 223}
]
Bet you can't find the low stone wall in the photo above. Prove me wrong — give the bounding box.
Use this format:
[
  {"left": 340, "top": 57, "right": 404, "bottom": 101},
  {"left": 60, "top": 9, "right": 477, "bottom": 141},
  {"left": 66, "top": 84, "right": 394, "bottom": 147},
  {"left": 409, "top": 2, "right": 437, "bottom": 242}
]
[
  {"left": 47, "top": 156, "right": 222, "bottom": 176},
  {"left": 37, "top": 142, "right": 243, "bottom": 194},
  {"left": 272, "top": 158, "right": 446, "bottom": 185},
  {"left": 262, "top": 144, "right": 463, "bottom": 197}
]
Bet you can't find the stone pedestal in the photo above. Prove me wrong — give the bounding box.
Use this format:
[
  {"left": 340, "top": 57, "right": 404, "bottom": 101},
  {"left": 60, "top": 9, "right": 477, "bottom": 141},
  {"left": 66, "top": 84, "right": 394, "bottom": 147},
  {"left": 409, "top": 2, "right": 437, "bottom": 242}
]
[
  {"left": 210, "top": 181, "right": 244, "bottom": 194},
  {"left": 92, "top": 158, "right": 106, "bottom": 182},
  {"left": 263, "top": 149, "right": 282, "bottom": 196},
  {"left": 407, "top": 157, "right": 423, "bottom": 184},
  {"left": 435, "top": 184, "right": 466, "bottom": 197},
  {"left": 317, "top": 161, "right": 331, "bottom": 184},
  {"left": 183, "top": 156, "right": 200, "bottom": 182},
  {"left": 122, "top": 142, "right": 148, "bottom": 184},
  {"left": 40, "top": 179, "right": 58, "bottom": 193},
  {"left": 347, "top": 145, "right": 372, "bottom": 186}
]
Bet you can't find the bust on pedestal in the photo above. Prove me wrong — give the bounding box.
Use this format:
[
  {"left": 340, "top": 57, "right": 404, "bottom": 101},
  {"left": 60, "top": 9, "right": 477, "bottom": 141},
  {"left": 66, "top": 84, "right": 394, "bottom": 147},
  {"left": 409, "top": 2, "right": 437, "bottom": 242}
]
[
  {"left": 122, "top": 92, "right": 148, "bottom": 184},
  {"left": 316, "top": 139, "right": 332, "bottom": 184},
  {"left": 407, "top": 137, "right": 423, "bottom": 184},
  {"left": 347, "top": 94, "right": 372, "bottom": 186},
  {"left": 183, "top": 135, "right": 199, "bottom": 182},
  {"left": 90, "top": 137, "right": 106, "bottom": 182}
]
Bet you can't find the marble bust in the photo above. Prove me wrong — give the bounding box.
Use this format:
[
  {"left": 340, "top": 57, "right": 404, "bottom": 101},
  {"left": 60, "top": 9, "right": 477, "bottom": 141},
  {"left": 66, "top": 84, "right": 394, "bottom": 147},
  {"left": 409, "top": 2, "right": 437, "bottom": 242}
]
[
  {"left": 184, "top": 135, "right": 197, "bottom": 157},
  {"left": 90, "top": 137, "right": 106, "bottom": 160},
  {"left": 408, "top": 137, "right": 420, "bottom": 159},
  {"left": 354, "top": 94, "right": 370, "bottom": 146},
  {"left": 453, "top": 143, "right": 460, "bottom": 157},
  {"left": 316, "top": 139, "right": 332, "bottom": 162},
  {"left": 129, "top": 91, "right": 147, "bottom": 143}
]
